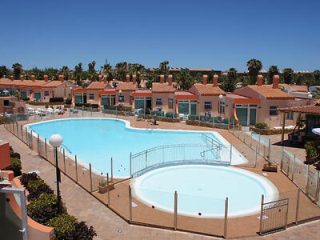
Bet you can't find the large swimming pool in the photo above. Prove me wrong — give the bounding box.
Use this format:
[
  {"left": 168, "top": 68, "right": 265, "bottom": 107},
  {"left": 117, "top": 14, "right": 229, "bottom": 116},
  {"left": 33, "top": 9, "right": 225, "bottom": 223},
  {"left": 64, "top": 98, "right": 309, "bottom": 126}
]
[
  {"left": 27, "top": 118, "right": 247, "bottom": 178},
  {"left": 133, "top": 165, "right": 278, "bottom": 217}
]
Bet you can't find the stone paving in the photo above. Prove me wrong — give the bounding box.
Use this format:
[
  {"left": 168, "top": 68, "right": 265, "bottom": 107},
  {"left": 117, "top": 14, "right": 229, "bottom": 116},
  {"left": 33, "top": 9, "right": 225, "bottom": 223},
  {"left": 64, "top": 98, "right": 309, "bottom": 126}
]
[{"left": 1, "top": 118, "right": 320, "bottom": 240}]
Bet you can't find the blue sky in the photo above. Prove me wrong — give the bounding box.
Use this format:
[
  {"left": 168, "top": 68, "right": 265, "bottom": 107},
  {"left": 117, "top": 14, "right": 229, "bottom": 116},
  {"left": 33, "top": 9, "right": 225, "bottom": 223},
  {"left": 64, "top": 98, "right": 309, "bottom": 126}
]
[{"left": 1, "top": 0, "right": 319, "bottom": 71}]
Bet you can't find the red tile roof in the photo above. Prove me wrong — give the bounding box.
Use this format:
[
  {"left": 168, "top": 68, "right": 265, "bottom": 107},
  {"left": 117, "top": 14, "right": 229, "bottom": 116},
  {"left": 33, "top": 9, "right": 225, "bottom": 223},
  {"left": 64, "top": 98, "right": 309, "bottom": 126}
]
[
  {"left": 280, "top": 105, "right": 320, "bottom": 114},
  {"left": 247, "top": 85, "right": 295, "bottom": 99},
  {"left": 117, "top": 82, "right": 137, "bottom": 91},
  {"left": 191, "top": 83, "right": 225, "bottom": 96},
  {"left": 131, "top": 90, "right": 152, "bottom": 97},
  {"left": 87, "top": 81, "right": 107, "bottom": 90},
  {"left": 226, "top": 93, "right": 260, "bottom": 104},
  {"left": 152, "top": 82, "right": 175, "bottom": 93},
  {"left": 175, "top": 91, "right": 198, "bottom": 100},
  {"left": 280, "top": 84, "right": 308, "bottom": 93},
  {"left": 99, "top": 88, "right": 116, "bottom": 95}
]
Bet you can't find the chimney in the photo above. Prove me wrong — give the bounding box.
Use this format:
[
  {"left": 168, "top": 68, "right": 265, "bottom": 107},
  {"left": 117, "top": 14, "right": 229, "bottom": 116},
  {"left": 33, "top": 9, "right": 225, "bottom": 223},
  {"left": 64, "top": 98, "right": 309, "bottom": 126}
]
[
  {"left": 44, "top": 75, "right": 49, "bottom": 82},
  {"left": 21, "top": 75, "right": 25, "bottom": 80},
  {"left": 10, "top": 75, "right": 14, "bottom": 81},
  {"left": 58, "top": 75, "right": 64, "bottom": 82},
  {"left": 168, "top": 75, "right": 173, "bottom": 86},
  {"left": 213, "top": 74, "right": 219, "bottom": 87},
  {"left": 126, "top": 74, "right": 130, "bottom": 82},
  {"left": 202, "top": 74, "right": 208, "bottom": 85},
  {"left": 160, "top": 74, "right": 164, "bottom": 84},
  {"left": 132, "top": 74, "right": 136, "bottom": 84},
  {"left": 98, "top": 74, "right": 103, "bottom": 82},
  {"left": 257, "top": 75, "right": 263, "bottom": 86},
  {"left": 31, "top": 75, "right": 36, "bottom": 81},
  {"left": 272, "top": 75, "right": 280, "bottom": 89}
]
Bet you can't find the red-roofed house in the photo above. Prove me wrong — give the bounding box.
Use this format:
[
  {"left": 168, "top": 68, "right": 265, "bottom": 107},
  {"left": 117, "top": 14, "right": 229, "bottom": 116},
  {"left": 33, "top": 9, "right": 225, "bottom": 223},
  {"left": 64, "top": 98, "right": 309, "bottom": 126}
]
[
  {"left": 234, "top": 75, "right": 308, "bottom": 127},
  {"left": 189, "top": 74, "right": 226, "bottom": 116}
]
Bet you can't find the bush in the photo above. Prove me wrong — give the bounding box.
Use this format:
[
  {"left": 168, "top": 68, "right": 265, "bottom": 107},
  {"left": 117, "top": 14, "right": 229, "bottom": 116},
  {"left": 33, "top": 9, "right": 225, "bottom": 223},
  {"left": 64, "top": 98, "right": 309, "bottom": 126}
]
[
  {"left": 72, "top": 221, "right": 97, "bottom": 240},
  {"left": 255, "top": 122, "right": 269, "bottom": 129},
  {"left": 26, "top": 179, "right": 54, "bottom": 201},
  {"left": 49, "top": 97, "right": 64, "bottom": 103},
  {"left": 91, "top": 104, "right": 99, "bottom": 109},
  {"left": 27, "top": 193, "right": 61, "bottom": 224},
  {"left": 48, "top": 214, "right": 77, "bottom": 240},
  {"left": 65, "top": 98, "right": 72, "bottom": 104},
  {"left": 10, "top": 146, "right": 21, "bottom": 159},
  {"left": 4, "top": 158, "right": 22, "bottom": 176},
  {"left": 20, "top": 172, "right": 40, "bottom": 186}
]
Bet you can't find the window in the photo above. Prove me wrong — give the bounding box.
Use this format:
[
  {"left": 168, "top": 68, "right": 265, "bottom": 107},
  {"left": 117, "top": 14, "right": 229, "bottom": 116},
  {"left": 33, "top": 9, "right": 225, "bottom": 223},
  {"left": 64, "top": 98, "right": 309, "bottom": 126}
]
[
  {"left": 89, "top": 93, "right": 95, "bottom": 100},
  {"left": 3, "top": 100, "right": 10, "bottom": 106},
  {"left": 44, "top": 91, "right": 49, "bottom": 96},
  {"left": 219, "top": 101, "right": 225, "bottom": 114},
  {"left": 286, "top": 112, "right": 294, "bottom": 120},
  {"left": 269, "top": 106, "right": 278, "bottom": 116},
  {"left": 168, "top": 98, "right": 174, "bottom": 109},
  {"left": 118, "top": 95, "right": 124, "bottom": 102},
  {"left": 156, "top": 98, "right": 162, "bottom": 106},
  {"left": 204, "top": 101, "right": 212, "bottom": 110}
]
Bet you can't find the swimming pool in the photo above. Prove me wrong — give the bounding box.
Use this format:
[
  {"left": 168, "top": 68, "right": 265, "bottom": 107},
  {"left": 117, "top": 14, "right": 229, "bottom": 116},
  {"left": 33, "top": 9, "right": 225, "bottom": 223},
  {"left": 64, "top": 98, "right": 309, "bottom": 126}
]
[
  {"left": 132, "top": 165, "right": 278, "bottom": 217},
  {"left": 27, "top": 118, "right": 247, "bottom": 178}
]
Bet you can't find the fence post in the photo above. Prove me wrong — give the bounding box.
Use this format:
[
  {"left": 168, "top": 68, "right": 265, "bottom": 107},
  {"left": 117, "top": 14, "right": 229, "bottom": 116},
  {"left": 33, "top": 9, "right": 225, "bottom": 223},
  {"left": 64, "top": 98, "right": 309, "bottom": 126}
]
[
  {"left": 295, "top": 189, "right": 300, "bottom": 224},
  {"left": 25, "top": 128, "right": 28, "bottom": 144},
  {"left": 129, "top": 186, "right": 132, "bottom": 222},
  {"left": 37, "top": 134, "right": 40, "bottom": 154},
  {"left": 224, "top": 197, "right": 229, "bottom": 239},
  {"left": 75, "top": 155, "right": 78, "bottom": 182},
  {"left": 63, "top": 149, "right": 66, "bottom": 172},
  {"left": 30, "top": 130, "right": 33, "bottom": 150},
  {"left": 306, "top": 165, "right": 310, "bottom": 195},
  {"left": 145, "top": 150, "right": 148, "bottom": 168},
  {"left": 173, "top": 191, "right": 178, "bottom": 230},
  {"left": 258, "top": 134, "right": 261, "bottom": 155},
  {"left": 89, "top": 163, "right": 93, "bottom": 192},
  {"left": 110, "top": 157, "right": 113, "bottom": 182},
  {"left": 259, "top": 194, "right": 264, "bottom": 235},
  {"left": 229, "top": 145, "right": 232, "bottom": 164},
  {"left": 107, "top": 173, "right": 110, "bottom": 205},
  {"left": 20, "top": 124, "right": 23, "bottom": 139},
  {"left": 316, "top": 171, "right": 320, "bottom": 203},
  {"left": 129, "top": 152, "right": 132, "bottom": 177},
  {"left": 292, "top": 154, "right": 296, "bottom": 180},
  {"left": 255, "top": 145, "right": 258, "bottom": 168},
  {"left": 280, "top": 147, "right": 284, "bottom": 171},
  {"left": 268, "top": 138, "right": 271, "bottom": 163}
]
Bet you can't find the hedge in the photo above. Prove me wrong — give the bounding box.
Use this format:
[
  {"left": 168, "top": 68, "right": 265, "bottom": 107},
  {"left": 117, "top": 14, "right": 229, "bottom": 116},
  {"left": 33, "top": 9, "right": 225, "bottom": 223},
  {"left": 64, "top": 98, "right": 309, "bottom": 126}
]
[
  {"left": 49, "top": 97, "right": 64, "bottom": 103},
  {"left": 4, "top": 158, "right": 22, "bottom": 176},
  {"left": 26, "top": 179, "right": 54, "bottom": 201}
]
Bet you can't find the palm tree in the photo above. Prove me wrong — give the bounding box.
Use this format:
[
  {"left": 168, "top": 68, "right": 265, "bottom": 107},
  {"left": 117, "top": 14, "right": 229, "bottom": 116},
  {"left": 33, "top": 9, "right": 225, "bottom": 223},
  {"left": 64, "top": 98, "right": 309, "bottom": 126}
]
[
  {"left": 103, "top": 64, "right": 113, "bottom": 82},
  {"left": 176, "top": 68, "right": 193, "bottom": 90},
  {"left": 313, "top": 70, "right": 320, "bottom": 85},
  {"left": 159, "top": 61, "right": 169, "bottom": 75},
  {"left": 283, "top": 68, "right": 294, "bottom": 84},
  {"left": 247, "top": 59, "right": 262, "bottom": 84},
  {"left": 267, "top": 65, "right": 279, "bottom": 84},
  {"left": 115, "top": 62, "right": 127, "bottom": 80},
  {"left": 60, "top": 66, "right": 70, "bottom": 80},
  {"left": 221, "top": 68, "right": 237, "bottom": 92}
]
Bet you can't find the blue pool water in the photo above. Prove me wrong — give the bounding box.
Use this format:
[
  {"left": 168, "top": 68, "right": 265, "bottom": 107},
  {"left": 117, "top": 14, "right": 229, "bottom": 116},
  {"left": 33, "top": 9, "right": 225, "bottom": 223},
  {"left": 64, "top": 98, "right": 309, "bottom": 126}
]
[
  {"left": 27, "top": 118, "right": 246, "bottom": 178},
  {"left": 133, "top": 165, "right": 278, "bottom": 217}
]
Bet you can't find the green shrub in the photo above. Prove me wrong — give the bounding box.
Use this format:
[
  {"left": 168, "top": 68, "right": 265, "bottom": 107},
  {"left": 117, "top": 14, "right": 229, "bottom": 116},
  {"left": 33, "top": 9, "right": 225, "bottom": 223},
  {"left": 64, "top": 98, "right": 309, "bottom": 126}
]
[
  {"left": 48, "top": 214, "right": 77, "bottom": 240},
  {"left": 49, "top": 97, "right": 64, "bottom": 103},
  {"left": 255, "top": 122, "right": 269, "bottom": 129},
  {"left": 20, "top": 172, "right": 40, "bottom": 186},
  {"left": 65, "top": 98, "right": 72, "bottom": 104},
  {"left": 72, "top": 221, "right": 97, "bottom": 240},
  {"left": 27, "top": 193, "right": 61, "bottom": 224},
  {"left": 4, "top": 158, "right": 22, "bottom": 176},
  {"left": 26, "top": 179, "right": 54, "bottom": 201}
]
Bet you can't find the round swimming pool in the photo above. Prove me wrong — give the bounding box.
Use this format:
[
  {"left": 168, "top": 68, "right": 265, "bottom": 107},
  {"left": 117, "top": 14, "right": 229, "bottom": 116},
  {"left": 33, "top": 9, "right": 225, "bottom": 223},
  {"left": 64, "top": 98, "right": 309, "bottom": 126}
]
[{"left": 132, "top": 165, "right": 278, "bottom": 218}]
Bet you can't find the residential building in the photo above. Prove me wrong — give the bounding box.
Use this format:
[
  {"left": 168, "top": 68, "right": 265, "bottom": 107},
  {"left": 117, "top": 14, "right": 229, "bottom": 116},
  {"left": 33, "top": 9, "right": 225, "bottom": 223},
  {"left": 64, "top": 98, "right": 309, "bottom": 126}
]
[{"left": 0, "top": 96, "right": 26, "bottom": 115}]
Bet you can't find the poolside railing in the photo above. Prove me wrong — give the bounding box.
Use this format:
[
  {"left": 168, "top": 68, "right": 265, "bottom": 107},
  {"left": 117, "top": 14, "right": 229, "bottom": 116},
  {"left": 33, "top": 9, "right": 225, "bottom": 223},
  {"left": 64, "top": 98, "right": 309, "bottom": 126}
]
[{"left": 130, "top": 143, "right": 232, "bottom": 177}]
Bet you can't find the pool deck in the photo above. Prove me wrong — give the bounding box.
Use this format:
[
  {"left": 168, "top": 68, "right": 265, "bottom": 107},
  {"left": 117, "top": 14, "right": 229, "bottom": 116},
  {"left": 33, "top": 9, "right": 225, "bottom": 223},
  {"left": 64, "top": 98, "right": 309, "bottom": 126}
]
[{"left": 1, "top": 113, "right": 320, "bottom": 240}]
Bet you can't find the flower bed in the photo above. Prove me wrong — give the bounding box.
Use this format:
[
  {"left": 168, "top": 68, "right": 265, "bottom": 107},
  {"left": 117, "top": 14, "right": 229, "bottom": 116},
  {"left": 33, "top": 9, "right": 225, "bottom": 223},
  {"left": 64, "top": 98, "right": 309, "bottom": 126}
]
[
  {"left": 250, "top": 127, "right": 293, "bottom": 135},
  {"left": 20, "top": 172, "right": 97, "bottom": 240}
]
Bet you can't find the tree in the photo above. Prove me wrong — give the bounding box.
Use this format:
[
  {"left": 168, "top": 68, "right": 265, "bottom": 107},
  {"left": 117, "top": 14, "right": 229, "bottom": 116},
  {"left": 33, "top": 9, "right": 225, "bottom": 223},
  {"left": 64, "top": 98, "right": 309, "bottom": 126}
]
[
  {"left": 128, "top": 63, "right": 145, "bottom": 86},
  {"left": 176, "top": 68, "right": 193, "bottom": 90},
  {"left": 267, "top": 65, "right": 279, "bottom": 84},
  {"left": 282, "top": 68, "right": 294, "bottom": 84},
  {"left": 221, "top": 68, "right": 237, "bottom": 92},
  {"left": 159, "top": 61, "right": 169, "bottom": 75},
  {"left": 247, "top": 59, "right": 262, "bottom": 84},
  {"left": 102, "top": 64, "right": 113, "bottom": 81},
  {"left": 295, "top": 72, "right": 304, "bottom": 85},
  {"left": 12, "top": 63, "right": 23, "bottom": 79},
  {"left": 313, "top": 70, "right": 320, "bottom": 85},
  {"left": 115, "top": 62, "right": 127, "bottom": 80},
  {"left": 60, "top": 66, "right": 70, "bottom": 80},
  {"left": 74, "top": 63, "right": 83, "bottom": 85},
  {"left": 88, "top": 61, "right": 98, "bottom": 81},
  {"left": 43, "top": 68, "right": 59, "bottom": 80},
  {"left": 0, "top": 65, "right": 10, "bottom": 78}
]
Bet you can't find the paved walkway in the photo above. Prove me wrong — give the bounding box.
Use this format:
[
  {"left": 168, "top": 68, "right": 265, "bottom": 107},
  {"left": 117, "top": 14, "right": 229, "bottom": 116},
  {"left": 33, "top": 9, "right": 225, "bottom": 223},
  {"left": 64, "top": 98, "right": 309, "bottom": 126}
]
[{"left": 1, "top": 124, "right": 320, "bottom": 240}]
